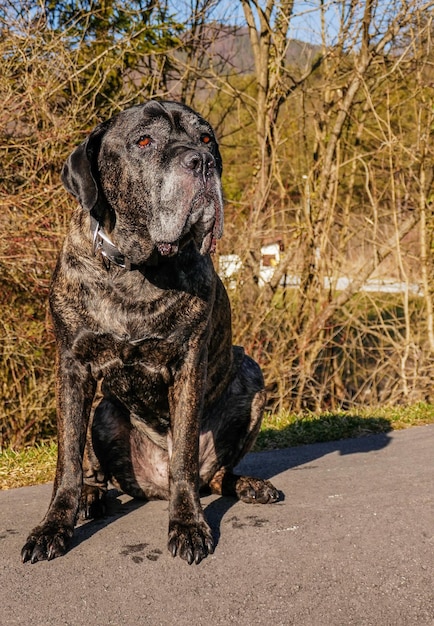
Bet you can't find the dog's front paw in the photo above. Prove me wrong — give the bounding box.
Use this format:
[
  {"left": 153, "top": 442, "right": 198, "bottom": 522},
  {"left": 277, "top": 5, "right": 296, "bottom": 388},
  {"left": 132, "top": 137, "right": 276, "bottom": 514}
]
[
  {"left": 236, "top": 476, "right": 280, "bottom": 504},
  {"left": 21, "top": 522, "right": 73, "bottom": 564},
  {"left": 168, "top": 520, "right": 214, "bottom": 565}
]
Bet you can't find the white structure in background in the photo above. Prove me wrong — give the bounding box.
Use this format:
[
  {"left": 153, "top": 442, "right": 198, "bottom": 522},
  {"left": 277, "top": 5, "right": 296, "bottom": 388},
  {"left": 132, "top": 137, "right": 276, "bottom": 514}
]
[
  {"left": 219, "top": 244, "right": 422, "bottom": 295},
  {"left": 325, "top": 276, "right": 423, "bottom": 296},
  {"left": 218, "top": 242, "right": 284, "bottom": 287},
  {"left": 258, "top": 242, "right": 282, "bottom": 286}
]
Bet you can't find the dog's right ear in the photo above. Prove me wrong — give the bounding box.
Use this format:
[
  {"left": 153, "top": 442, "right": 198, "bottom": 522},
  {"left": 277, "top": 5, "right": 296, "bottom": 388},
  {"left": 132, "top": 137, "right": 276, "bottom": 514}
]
[{"left": 61, "top": 122, "right": 108, "bottom": 213}]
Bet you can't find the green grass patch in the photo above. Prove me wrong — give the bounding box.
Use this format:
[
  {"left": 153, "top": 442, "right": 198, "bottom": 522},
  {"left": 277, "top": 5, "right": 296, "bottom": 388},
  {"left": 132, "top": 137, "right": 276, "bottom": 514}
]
[
  {"left": 255, "top": 402, "right": 434, "bottom": 450},
  {"left": 1, "top": 403, "right": 434, "bottom": 490}
]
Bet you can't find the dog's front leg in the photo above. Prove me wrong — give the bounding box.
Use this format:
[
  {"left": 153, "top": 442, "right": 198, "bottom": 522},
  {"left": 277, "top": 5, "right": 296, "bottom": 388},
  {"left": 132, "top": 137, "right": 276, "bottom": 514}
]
[
  {"left": 167, "top": 346, "right": 214, "bottom": 565},
  {"left": 22, "top": 351, "right": 96, "bottom": 563}
]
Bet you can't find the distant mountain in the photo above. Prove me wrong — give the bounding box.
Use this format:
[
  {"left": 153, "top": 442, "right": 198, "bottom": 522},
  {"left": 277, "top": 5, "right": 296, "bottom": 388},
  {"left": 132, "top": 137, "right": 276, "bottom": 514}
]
[{"left": 195, "top": 25, "right": 321, "bottom": 75}]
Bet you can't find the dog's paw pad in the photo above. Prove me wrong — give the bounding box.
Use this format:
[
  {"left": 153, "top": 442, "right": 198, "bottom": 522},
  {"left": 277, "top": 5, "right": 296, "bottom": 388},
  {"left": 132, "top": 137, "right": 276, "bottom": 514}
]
[
  {"left": 168, "top": 521, "right": 214, "bottom": 565},
  {"left": 236, "top": 477, "right": 280, "bottom": 504},
  {"left": 21, "top": 524, "right": 73, "bottom": 564}
]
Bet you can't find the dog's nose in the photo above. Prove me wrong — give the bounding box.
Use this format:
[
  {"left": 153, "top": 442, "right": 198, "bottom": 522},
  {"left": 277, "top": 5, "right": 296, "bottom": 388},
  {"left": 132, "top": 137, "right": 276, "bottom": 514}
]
[{"left": 182, "top": 150, "right": 215, "bottom": 179}]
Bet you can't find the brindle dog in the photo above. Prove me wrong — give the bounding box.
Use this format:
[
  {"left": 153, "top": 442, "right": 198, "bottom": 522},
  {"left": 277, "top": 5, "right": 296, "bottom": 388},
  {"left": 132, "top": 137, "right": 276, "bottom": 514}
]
[{"left": 21, "top": 101, "right": 279, "bottom": 566}]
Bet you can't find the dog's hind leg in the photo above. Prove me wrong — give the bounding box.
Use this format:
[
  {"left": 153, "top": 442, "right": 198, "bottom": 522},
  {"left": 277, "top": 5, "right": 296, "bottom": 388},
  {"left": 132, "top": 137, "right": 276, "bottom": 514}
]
[
  {"left": 79, "top": 394, "right": 109, "bottom": 520},
  {"left": 200, "top": 349, "right": 279, "bottom": 504},
  {"left": 208, "top": 466, "right": 279, "bottom": 503}
]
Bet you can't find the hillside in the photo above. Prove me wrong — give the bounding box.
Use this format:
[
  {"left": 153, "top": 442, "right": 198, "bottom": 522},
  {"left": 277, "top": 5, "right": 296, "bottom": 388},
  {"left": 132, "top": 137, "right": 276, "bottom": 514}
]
[
  {"left": 174, "top": 23, "right": 321, "bottom": 76},
  {"left": 207, "top": 25, "right": 321, "bottom": 73}
]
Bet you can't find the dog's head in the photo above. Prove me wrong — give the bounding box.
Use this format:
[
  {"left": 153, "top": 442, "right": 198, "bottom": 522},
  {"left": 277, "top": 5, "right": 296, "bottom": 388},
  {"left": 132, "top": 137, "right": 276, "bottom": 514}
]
[{"left": 61, "top": 101, "right": 224, "bottom": 264}]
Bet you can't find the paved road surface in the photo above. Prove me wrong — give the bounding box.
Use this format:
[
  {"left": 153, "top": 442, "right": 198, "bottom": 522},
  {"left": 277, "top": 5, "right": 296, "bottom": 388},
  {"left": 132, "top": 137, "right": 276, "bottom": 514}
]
[{"left": 1, "top": 425, "right": 433, "bottom": 625}]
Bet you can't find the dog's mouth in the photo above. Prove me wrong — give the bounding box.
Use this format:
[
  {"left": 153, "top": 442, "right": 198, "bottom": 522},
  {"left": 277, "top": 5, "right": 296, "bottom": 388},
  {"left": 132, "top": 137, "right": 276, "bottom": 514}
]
[
  {"left": 156, "top": 235, "right": 216, "bottom": 258},
  {"left": 156, "top": 212, "right": 220, "bottom": 258},
  {"left": 156, "top": 242, "right": 179, "bottom": 257}
]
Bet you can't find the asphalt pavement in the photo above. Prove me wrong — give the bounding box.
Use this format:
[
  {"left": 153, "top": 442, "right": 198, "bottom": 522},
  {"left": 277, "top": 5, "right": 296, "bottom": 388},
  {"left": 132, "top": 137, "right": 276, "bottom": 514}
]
[{"left": 1, "top": 425, "right": 433, "bottom": 626}]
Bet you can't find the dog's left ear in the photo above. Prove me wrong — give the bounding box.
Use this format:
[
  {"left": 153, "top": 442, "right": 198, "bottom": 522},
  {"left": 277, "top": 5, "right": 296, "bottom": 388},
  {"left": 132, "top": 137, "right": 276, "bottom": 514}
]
[{"left": 61, "top": 122, "right": 109, "bottom": 214}]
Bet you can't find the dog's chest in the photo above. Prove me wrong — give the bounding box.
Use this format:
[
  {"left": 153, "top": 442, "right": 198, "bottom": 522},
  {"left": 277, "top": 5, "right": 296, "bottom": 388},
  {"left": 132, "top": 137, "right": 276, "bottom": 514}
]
[
  {"left": 76, "top": 285, "right": 210, "bottom": 423},
  {"left": 53, "top": 247, "right": 216, "bottom": 386},
  {"left": 90, "top": 280, "right": 210, "bottom": 343}
]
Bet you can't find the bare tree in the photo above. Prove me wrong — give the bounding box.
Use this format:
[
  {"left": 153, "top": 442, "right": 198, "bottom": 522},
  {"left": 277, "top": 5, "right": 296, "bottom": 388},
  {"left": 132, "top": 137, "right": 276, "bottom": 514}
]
[
  {"left": 225, "top": 0, "right": 434, "bottom": 411},
  {"left": 240, "top": 0, "right": 318, "bottom": 214}
]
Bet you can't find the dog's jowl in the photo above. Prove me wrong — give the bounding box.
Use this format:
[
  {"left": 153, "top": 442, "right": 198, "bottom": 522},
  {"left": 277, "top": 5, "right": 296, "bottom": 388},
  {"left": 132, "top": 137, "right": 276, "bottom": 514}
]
[{"left": 21, "top": 101, "right": 279, "bottom": 566}]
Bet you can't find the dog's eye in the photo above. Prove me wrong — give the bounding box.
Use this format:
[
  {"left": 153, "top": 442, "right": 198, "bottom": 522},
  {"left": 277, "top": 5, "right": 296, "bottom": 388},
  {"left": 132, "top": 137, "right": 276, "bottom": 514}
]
[
  {"left": 200, "top": 133, "right": 212, "bottom": 145},
  {"left": 138, "top": 136, "right": 152, "bottom": 148}
]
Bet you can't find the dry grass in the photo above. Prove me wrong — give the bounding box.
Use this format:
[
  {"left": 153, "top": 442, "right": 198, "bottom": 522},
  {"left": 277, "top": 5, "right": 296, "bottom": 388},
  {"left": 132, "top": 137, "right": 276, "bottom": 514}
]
[{"left": 0, "top": 441, "right": 57, "bottom": 490}]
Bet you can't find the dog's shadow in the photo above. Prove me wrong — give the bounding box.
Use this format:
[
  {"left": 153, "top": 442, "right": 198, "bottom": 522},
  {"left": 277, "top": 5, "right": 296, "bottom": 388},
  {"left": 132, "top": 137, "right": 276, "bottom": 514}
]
[
  {"left": 71, "top": 492, "right": 147, "bottom": 550},
  {"left": 70, "top": 426, "right": 392, "bottom": 556},
  {"left": 205, "top": 425, "right": 392, "bottom": 545}
]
